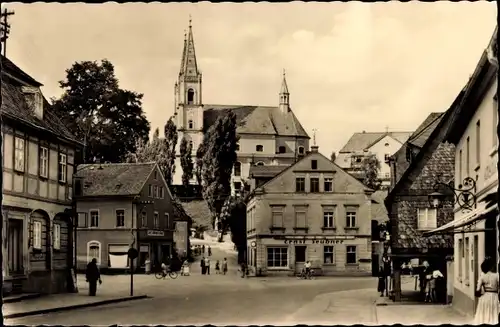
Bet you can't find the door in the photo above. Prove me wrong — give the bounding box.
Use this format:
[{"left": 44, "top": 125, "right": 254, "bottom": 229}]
[
  {"left": 161, "top": 244, "right": 171, "bottom": 263},
  {"left": 294, "top": 246, "right": 307, "bottom": 273},
  {"left": 372, "top": 254, "right": 380, "bottom": 277},
  {"left": 473, "top": 235, "right": 479, "bottom": 313},
  {"left": 8, "top": 219, "right": 23, "bottom": 275}
]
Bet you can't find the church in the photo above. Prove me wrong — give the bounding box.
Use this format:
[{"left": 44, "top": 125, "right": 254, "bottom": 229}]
[{"left": 171, "top": 20, "right": 310, "bottom": 193}]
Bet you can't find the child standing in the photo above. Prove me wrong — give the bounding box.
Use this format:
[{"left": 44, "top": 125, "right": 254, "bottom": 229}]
[
  {"left": 222, "top": 258, "right": 228, "bottom": 275},
  {"left": 215, "top": 260, "right": 220, "bottom": 274}
]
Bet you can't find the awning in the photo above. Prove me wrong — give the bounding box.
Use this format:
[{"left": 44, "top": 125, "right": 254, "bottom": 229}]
[{"left": 423, "top": 204, "right": 498, "bottom": 236}]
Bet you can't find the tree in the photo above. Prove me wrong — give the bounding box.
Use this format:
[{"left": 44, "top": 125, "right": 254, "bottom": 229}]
[
  {"left": 362, "top": 154, "right": 382, "bottom": 190},
  {"left": 52, "top": 59, "right": 150, "bottom": 163},
  {"left": 200, "top": 111, "right": 239, "bottom": 232},
  {"left": 163, "top": 118, "right": 178, "bottom": 185},
  {"left": 180, "top": 136, "right": 194, "bottom": 188},
  {"left": 330, "top": 151, "right": 337, "bottom": 162},
  {"left": 195, "top": 144, "right": 204, "bottom": 187}
]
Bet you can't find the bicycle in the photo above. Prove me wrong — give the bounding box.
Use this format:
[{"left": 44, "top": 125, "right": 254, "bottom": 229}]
[
  {"left": 297, "top": 268, "right": 315, "bottom": 280},
  {"left": 155, "top": 268, "right": 178, "bottom": 280}
]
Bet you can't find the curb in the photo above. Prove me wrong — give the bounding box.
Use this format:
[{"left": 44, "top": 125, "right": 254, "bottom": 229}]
[
  {"left": 4, "top": 295, "right": 149, "bottom": 319},
  {"left": 4, "top": 293, "right": 43, "bottom": 304}
]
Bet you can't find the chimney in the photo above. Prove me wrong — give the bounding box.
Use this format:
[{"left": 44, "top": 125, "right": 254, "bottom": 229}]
[
  {"left": 21, "top": 86, "right": 44, "bottom": 120},
  {"left": 311, "top": 145, "right": 319, "bottom": 153}
]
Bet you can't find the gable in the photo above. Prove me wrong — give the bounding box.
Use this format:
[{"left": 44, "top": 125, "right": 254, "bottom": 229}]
[
  {"left": 368, "top": 135, "right": 405, "bottom": 155},
  {"left": 261, "top": 152, "right": 370, "bottom": 194}
]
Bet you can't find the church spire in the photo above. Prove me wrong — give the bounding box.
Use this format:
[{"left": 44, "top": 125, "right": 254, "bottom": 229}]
[
  {"left": 179, "top": 15, "right": 199, "bottom": 78},
  {"left": 279, "top": 69, "right": 290, "bottom": 113}
]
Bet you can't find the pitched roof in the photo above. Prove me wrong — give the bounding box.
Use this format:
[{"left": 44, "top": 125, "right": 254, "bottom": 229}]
[
  {"left": 406, "top": 113, "right": 445, "bottom": 148},
  {"left": 339, "top": 131, "right": 413, "bottom": 153},
  {"left": 249, "top": 165, "right": 289, "bottom": 178},
  {"left": 1, "top": 57, "right": 82, "bottom": 145},
  {"left": 180, "top": 200, "right": 212, "bottom": 230},
  {"left": 203, "top": 105, "right": 309, "bottom": 138},
  {"left": 75, "top": 162, "right": 155, "bottom": 197}
]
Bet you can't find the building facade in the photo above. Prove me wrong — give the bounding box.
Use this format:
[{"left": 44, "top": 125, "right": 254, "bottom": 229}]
[
  {"left": 74, "top": 163, "right": 177, "bottom": 272},
  {"left": 385, "top": 107, "right": 457, "bottom": 302},
  {"left": 171, "top": 21, "right": 310, "bottom": 191},
  {"left": 246, "top": 146, "right": 374, "bottom": 277},
  {"left": 1, "top": 56, "right": 82, "bottom": 294},
  {"left": 425, "top": 47, "right": 498, "bottom": 317},
  {"left": 336, "top": 131, "right": 412, "bottom": 188}
]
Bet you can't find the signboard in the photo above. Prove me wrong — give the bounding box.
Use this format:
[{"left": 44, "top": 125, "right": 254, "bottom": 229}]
[
  {"left": 281, "top": 235, "right": 355, "bottom": 245},
  {"left": 147, "top": 230, "right": 165, "bottom": 237},
  {"left": 173, "top": 221, "right": 188, "bottom": 255}
]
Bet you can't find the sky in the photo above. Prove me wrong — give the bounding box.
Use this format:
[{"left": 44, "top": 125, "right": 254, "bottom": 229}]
[{"left": 3, "top": 2, "right": 497, "bottom": 157}]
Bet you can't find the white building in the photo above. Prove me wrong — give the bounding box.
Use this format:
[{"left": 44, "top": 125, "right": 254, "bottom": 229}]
[
  {"left": 171, "top": 21, "right": 310, "bottom": 191},
  {"left": 425, "top": 31, "right": 498, "bottom": 318},
  {"left": 335, "top": 131, "right": 412, "bottom": 187}
]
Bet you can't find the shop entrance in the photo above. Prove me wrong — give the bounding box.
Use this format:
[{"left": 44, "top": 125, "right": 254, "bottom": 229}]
[
  {"left": 8, "top": 219, "right": 24, "bottom": 274},
  {"left": 294, "top": 246, "right": 307, "bottom": 273}
]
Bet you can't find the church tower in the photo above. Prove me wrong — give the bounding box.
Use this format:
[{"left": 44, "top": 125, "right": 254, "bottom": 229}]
[{"left": 279, "top": 69, "right": 290, "bottom": 114}]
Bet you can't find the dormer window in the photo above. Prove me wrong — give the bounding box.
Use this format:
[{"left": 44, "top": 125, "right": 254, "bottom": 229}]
[
  {"left": 256, "top": 145, "right": 263, "bottom": 152},
  {"left": 187, "top": 89, "right": 195, "bottom": 104},
  {"left": 21, "top": 86, "right": 44, "bottom": 120},
  {"left": 278, "top": 146, "right": 286, "bottom": 154},
  {"left": 298, "top": 146, "right": 305, "bottom": 155},
  {"left": 311, "top": 160, "right": 318, "bottom": 170},
  {"left": 188, "top": 120, "right": 194, "bottom": 129}
]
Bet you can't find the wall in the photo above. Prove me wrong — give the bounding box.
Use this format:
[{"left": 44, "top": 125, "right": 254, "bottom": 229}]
[
  {"left": 77, "top": 199, "right": 134, "bottom": 229},
  {"left": 368, "top": 135, "right": 405, "bottom": 182}
]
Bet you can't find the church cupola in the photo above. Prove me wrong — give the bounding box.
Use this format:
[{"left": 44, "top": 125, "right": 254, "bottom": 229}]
[{"left": 279, "top": 69, "right": 290, "bottom": 113}]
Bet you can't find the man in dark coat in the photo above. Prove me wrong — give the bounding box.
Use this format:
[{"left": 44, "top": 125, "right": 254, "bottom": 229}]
[{"left": 86, "top": 258, "right": 102, "bottom": 296}]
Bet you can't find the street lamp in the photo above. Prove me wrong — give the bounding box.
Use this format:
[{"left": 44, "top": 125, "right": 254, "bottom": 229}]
[{"left": 428, "top": 177, "right": 477, "bottom": 212}]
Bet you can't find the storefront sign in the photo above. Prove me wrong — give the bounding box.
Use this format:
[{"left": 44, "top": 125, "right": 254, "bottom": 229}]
[
  {"left": 147, "top": 230, "right": 165, "bottom": 237},
  {"left": 282, "top": 236, "right": 355, "bottom": 245}
]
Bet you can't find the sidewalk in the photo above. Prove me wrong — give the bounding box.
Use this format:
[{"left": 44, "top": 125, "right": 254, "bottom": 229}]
[{"left": 3, "top": 275, "right": 148, "bottom": 319}]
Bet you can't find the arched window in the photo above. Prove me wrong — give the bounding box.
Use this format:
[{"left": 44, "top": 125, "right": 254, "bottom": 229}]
[
  {"left": 278, "top": 146, "right": 286, "bottom": 154},
  {"left": 189, "top": 140, "right": 194, "bottom": 149},
  {"left": 87, "top": 241, "right": 102, "bottom": 265},
  {"left": 256, "top": 161, "right": 265, "bottom": 166},
  {"left": 298, "top": 146, "right": 305, "bottom": 155},
  {"left": 256, "top": 145, "right": 263, "bottom": 152},
  {"left": 187, "top": 89, "right": 195, "bottom": 104},
  {"left": 188, "top": 120, "right": 194, "bottom": 129},
  {"left": 234, "top": 162, "right": 241, "bottom": 176}
]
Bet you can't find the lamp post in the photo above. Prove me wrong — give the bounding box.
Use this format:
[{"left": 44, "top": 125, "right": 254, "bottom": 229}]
[{"left": 427, "top": 177, "right": 477, "bottom": 212}]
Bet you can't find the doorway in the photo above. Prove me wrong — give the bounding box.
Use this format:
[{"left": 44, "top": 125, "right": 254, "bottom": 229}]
[
  {"left": 8, "top": 219, "right": 23, "bottom": 275},
  {"left": 473, "top": 235, "right": 479, "bottom": 313},
  {"left": 294, "top": 246, "right": 306, "bottom": 273}
]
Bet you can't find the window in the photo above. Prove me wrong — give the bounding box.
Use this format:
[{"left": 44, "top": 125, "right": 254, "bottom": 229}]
[
  {"left": 324, "top": 178, "right": 333, "bottom": 192},
  {"left": 295, "top": 209, "right": 307, "bottom": 228},
  {"left": 234, "top": 162, "right": 241, "bottom": 176},
  {"left": 311, "top": 160, "right": 318, "bottom": 170},
  {"left": 310, "top": 178, "right": 319, "bottom": 193},
  {"left": 235, "top": 143, "right": 240, "bottom": 151},
  {"left": 116, "top": 209, "right": 125, "bottom": 227},
  {"left": 298, "top": 146, "right": 304, "bottom": 155},
  {"left": 295, "top": 178, "right": 305, "bottom": 192},
  {"left": 476, "top": 120, "right": 480, "bottom": 166},
  {"left": 154, "top": 170, "right": 158, "bottom": 179},
  {"left": 148, "top": 185, "right": 153, "bottom": 197},
  {"left": 323, "top": 210, "right": 335, "bottom": 228},
  {"left": 234, "top": 181, "right": 242, "bottom": 192},
  {"left": 464, "top": 237, "right": 470, "bottom": 282},
  {"left": 141, "top": 211, "right": 147, "bottom": 227},
  {"left": 187, "top": 89, "right": 194, "bottom": 104},
  {"left": 159, "top": 186, "right": 164, "bottom": 199},
  {"left": 256, "top": 145, "right": 263, "bottom": 152},
  {"left": 33, "top": 221, "right": 42, "bottom": 250},
  {"left": 256, "top": 161, "right": 264, "bottom": 166},
  {"left": 14, "top": 137, "right": 25, "bottom": 172},
  {"left": 324, "top": 246, "right": 334, "bottom": 264},
  {"left": 346, "top": 210, "right": 357, "bottom": 228},
  {"left": 384, "top": 154, "right": 391, "bottom": 162},
  {"left": 77, "top": 213, "right": 87, "bottom": 228},
  {"left": 153, "top": 185, "right": 158, "bottom": 198},
  {"left": 466, "top": 137, "right": 470, "bottom": 176},
  {"left": 417, "top": 208, "right": 437, "bottom": 230},
  {"left": 459, "top": 150, "right": 463, "bottom": 181},
  {"left": 267, "top": 247, "right": 288, "bottom": 268},
  {"left": 346, "top": 246, "right": 357, "bottom": 264},
  {"left": 53, "top": 223, "right": 61, "bottom": 250},
  {"left": 458, "top": 238, "right": 463, "bottom": 280},
  {"left": 278, "top": 146, "right": 286, "bottom": 154},
  {"left": 58, "top": 153, "right": 67, "bottom": 183},
  {"left": 164, "top": 213, "right": 170, "bottom": 229},
  {"left": 188, "top": 120, "right": 194, "bottom": 129},
  {"left": 87, "top": 241, "right": 101, "bottom": 265},
  {"left": 153, "top": 212, "right": 159, "bottom": 228},
  {"left": 90, "top": 210, "right": 99, "bottom": 227},
  {"left": 271, "top": 207, "right": 284, "bottom": 228},
  {"left": 39, "top": 147, "right": 48, "bottom": 178}
]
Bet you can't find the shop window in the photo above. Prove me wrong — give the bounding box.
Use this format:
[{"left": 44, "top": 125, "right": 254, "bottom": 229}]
[
  {"left": 346, "top": 246, "right": 357, "bottom": 264},
  {"left": 324, "top": 246, "right": 334, "bottom": 264},
  {"left": 267, "top": 247, "right": 288, "bottom": 268}
]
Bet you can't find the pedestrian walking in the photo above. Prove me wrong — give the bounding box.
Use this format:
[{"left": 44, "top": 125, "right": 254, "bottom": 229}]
[
  {"left": 377, "top": 267, "right": 386, "bottom": 297},
  {"left": 85, "top": 258, "right": 102, "bottom": 296},
  {"left": 222, "top": 258, "right": 228, "bottom": 275},
  {"left": 430, "top": 269, "right": 444, "bottom": 303},
  {"left": 201, "top": 256, "right": 206, "bottom": 275},
  {"left": 205, "top": 257, "right": 211, "bottom": 275},
  {"left": 473, "top": 257, "right": 499, "bottom": 325},
  {"left": 202, "top": 245, "right": 205, "bottom": 254},
  {"left": 215, "top": 260, "right": 220, "bottom": 274},
  {"left": 208, "top": 246, "right": 212, "bottom": 257}
]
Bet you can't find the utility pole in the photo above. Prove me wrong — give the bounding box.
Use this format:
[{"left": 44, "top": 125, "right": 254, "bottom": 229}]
[{"left": 0, "top": 8, "right": 15, "bottom": 57}]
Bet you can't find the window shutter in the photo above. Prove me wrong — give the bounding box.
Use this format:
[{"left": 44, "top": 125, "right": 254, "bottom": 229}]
[
  {"left": 417, "top": 209, "right": 426, "bottom": 229},
  {"left": 54, "top": 224, "right": 61, "bottom": 249},
  {"left": 33, "top": 222, "right": 42, "bottom": 249},
  {"left": 429, "top": 209, "right": 437, "bottom": 229}
]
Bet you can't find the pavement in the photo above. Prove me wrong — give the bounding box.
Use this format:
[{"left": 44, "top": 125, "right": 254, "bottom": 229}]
[{"left": 2, "top": 240, "right": 470, "bottom": 325}]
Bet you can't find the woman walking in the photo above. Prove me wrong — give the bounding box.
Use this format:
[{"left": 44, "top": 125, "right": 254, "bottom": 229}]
[
  {"left": 377, "top": 267, "right": 386, "bottom": 297},
  {"left": 473, "top": 257, "right": 499, "bottom": 325}
]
